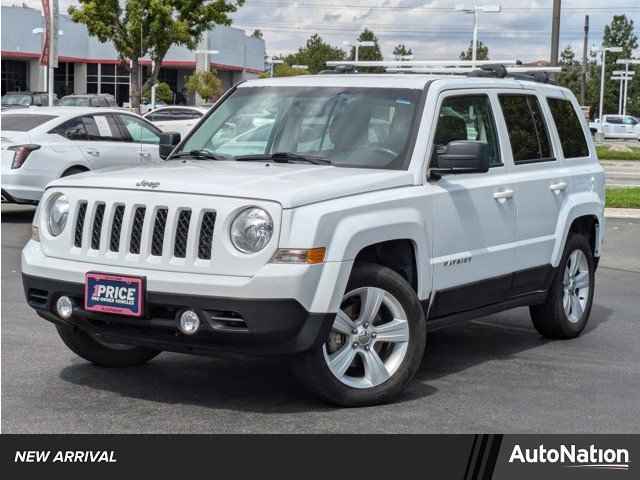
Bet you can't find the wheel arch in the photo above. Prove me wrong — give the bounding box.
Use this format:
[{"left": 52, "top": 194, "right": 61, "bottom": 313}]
[
  {"left": 60, "top": 164, "right": 90, "bottom": 177},
  {"left": 552, "top": 193, "right": 604, "bottom": 267}
]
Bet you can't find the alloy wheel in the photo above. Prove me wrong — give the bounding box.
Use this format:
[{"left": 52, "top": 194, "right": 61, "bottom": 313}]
[
  {"left": 323, "top": 286, "right": 410, "bottom": 389},
  {"left": 562, "top": 249, "right": 590, "bottom": 323}
]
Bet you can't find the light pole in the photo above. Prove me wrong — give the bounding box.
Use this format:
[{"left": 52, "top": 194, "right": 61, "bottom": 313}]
[
  {"left": 455, "top": 2, "right": 501, "bottom": 68},
  {"left": 343, "top": 40, "right": 376, "bottom": 63},
  {"left": 265, "top": 58, "right": 284, "bottom": 77},
  {"left": 32, "top": 27, "right": 63, "bottom": 104},
  {"left": 616, "top": 59, "right": 640, "bottom": 116},
  {"left": 598, "top": 46, "right": 623, "bottom": 124}
]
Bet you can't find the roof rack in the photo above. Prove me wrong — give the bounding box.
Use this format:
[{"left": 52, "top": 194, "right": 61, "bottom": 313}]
[{"left": 323, "top": 60, "right": 562, "bottom": 83}]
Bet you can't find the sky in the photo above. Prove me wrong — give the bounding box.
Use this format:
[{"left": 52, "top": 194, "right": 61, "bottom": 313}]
[{"left": 4, "top": 0, "right": 640, "bottom": 63}]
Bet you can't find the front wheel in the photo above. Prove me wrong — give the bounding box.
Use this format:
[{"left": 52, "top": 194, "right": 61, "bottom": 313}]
[
  {"left": 293, "top": 263, "right": 426, "bottom": 406},
  {"left": 56, "top": 325, "right": 160, "bottom": 367},
  {"left": 529, "top": 234, "right": 595, "bottom": 339}
]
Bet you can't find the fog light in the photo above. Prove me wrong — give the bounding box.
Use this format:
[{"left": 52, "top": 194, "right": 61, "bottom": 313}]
[
  {"left": 56, "top": 296, "right": 73, "bottom": 319},
  {"left": 178, "top": 310, "right": 200, "bottom": 335}
]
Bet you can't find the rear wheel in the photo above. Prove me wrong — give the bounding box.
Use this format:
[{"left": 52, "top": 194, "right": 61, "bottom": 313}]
[
  {"left": 293, "top": 263, "right": 426, "bottom": 406},
  {"left": 56, "top": 324, "right": 160, "bottom": 367},
  {"left": 530, "top": 234, "right": 595, "bottom": 339}
]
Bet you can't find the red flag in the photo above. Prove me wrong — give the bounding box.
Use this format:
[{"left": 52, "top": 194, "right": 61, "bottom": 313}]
[{"left": 40, "top": 0, "right": 50, "bottom": 66}]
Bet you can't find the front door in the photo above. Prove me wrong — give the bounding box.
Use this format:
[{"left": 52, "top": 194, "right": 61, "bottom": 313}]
[{"left": 428, "top": 91, "right": 517, "bottom": 318}]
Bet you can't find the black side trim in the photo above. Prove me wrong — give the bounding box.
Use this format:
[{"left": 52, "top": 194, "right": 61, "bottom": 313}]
[
  {"left": 429, "top": 265, "right": 555, "bottom": 319},
  {"left": 427, "top": 291, "right": 547, "bottom": 332}
]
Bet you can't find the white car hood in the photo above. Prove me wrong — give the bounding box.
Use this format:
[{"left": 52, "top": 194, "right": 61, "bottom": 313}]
[{"left": 48, "top": 160, "right": 415, "bottom": 208}]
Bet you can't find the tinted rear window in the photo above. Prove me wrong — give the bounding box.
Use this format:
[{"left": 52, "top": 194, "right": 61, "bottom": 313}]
[
  {"left": 1, "top": 114, "right": 57, "bottom": 131},
  {"left": 547, "top": 98, "right": 589, "bottom": 159}
]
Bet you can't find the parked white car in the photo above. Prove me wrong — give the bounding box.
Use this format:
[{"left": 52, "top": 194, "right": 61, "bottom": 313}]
[
  {"left": 144, "top": 106, "right": 208, "bottom": 137},
  {"left": 1, "top": 107, "right": 163, "bottom": 204},
  {"left": 589, "top": 115, "right": 640, "bottom": 140},
  {"left": 22, "top": 72, "right": 605, "bottom": 406}
]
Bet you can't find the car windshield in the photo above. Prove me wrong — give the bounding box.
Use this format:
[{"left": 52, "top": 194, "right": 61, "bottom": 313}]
[
  {"left": 177, "top": 86, "right": 423, "bottom": 170},
  {"left": 59, "top": 97, "right": 91, "bottom": 107},
  {"left": 1, "top": 94, "right": 32, "bottom": 106}
]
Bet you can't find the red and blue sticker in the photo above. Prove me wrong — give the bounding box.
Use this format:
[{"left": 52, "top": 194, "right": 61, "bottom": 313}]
[{"left": 84, "top": 272, "right": 144, "bottom": 317}]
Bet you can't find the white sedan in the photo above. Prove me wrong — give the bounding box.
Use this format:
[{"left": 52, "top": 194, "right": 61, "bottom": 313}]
[
  {"left": 1, "top": 107, "right": 163, "bottom": 204},
  {"left": 144, "top": 106, "right": 209, "bottom": 137}
]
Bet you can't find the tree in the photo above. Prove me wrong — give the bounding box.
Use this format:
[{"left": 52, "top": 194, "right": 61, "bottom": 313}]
[
  {"left": 459, "top": 40, "right": 489, "bottom": 61},
  {"left": 142, "top": 81, "right": 173, "bottom": 104},
  {"left": 185, "top": 70, "right": 223, "bottom": 103},
  {"left": 259, "top": 64, "right": 309, "bottom": 78},
  {"left": 557, "top": 45, "right": 581, "bottom": 96},
  {"left": 68, "top": 0, "right": 243, "bottom": 112},
  {"left": 284, "top": 34, "right": 346, "bottom": 74},
  {"left": 251, "top": 29, "right": 263, "bottom": 39},
  {"left": 602, "top": 15, "right": 639, "bottom": 116},
  {"left": 393, "top": 44, "right": 413, "bottom": 59},
  {"left": 349, "top": 29, "right": 383, "bottom": 62}
]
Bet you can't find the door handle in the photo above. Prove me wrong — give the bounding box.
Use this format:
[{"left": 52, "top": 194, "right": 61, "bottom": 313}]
[
  {"left": 139, "top": 152, "right": 151, "bottom": 159},
  {"left": 85, "top": 149, "right": 100, "bottom": 157},
  {"left": 493, "top": 189, "right": 514, "bottom": 203},
  {"left": 550, "top": 181, "right": 568, "bottom": 194}
]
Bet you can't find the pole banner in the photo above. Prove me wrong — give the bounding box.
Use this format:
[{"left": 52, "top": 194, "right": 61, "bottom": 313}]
[
  {"left": 51, "top": 0, "right": 59, "bottom": 69},
  {"left": 39, "top": 0, "right": 50, "bottom": 66}
]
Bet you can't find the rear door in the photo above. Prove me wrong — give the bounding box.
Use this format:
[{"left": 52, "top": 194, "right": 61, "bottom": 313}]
[
  {"left": 497, "top": 91, "right": 568, "bottom": 285},
  {"left": 115, "top": 113, "right": 162, "bottom": 162},
  {"left": 75, "top": 113, "right": 141, "bottom": 168},
  {"left": 428, "top": 91, "right": 517, "bottom": 318}
]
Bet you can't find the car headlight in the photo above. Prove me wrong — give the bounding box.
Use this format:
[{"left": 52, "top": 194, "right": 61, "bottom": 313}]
[
  {"left": 47, "top": 193, "right": 69, "bottom": 237},
  {"left": 230, "top": 207, "right": 273, "bottom": 253}
]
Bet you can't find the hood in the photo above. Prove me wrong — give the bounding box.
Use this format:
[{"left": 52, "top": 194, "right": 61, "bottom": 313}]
[{"left": 48, "top": 160, "right": 415, "bottom": 208}]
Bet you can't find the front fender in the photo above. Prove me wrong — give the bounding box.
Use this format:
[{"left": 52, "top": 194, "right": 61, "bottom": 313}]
[{"left": 551, "top": 191, "right": 605, "bottom": 267}]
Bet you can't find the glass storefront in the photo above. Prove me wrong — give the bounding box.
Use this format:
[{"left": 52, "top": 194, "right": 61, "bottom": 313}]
[
  {"left": 54, "top": 62, "right": 75, "bottom": 98},
  {"left": 1, "top": 59, "right": 28, "bottom": 95},
  {"left": 87, "top": 63, "right": 131, "bottom": 105}
]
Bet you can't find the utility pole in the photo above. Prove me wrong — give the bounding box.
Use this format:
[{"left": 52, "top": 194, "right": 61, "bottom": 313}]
[
  {"left": 550, "top": 0, "right": 562, "bottom": 66},
  {"left": 580, "top": 15, "right": 589, "bottom": 105}
]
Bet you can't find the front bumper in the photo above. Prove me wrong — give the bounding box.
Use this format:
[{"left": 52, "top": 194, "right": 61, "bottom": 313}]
[{"left": 23, "top": 273, "right": 335, "bottom": 355}]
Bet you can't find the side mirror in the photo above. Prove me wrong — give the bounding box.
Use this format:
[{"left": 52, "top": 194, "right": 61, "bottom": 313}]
[
  {"left": 159, "top": 132, "right": 181, "bottom": 159},
  {"left": 430, "top": 141, "right": 490, "bottom": 178}
]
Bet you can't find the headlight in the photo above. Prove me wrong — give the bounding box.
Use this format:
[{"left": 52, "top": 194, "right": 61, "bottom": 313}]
[
  {"left": 230, "top": 207, "right": 273, "bottom": 253},
  {"left": 47, "top": 193, "right": 69, "bottom": 237}
]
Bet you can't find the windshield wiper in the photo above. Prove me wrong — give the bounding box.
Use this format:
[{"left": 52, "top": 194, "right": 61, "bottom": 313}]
[
  {"left": 168, "top": 149, "right": 230, "bottom": 161},
  {"left": 235, "top": 152, "right": 331, "bottom": 165}
]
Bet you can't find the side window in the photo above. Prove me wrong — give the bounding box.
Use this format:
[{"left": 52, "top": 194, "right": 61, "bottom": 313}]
[
  {"left": 432, "top": 94, "right": 501, "bottom": 167},
  {"left": 58, "top": 117, "right": 88, "bottom": 140},
  {"left": 89, "top": 114, "right": 121, "bottom": 141},
  {"left": 547, "top": 98, "right": 589, "bottom": 159},
  {"left": 499, "top": 94, "right": 553, "bottom": 164},
  {"left": 119, "top": 115, "right": 161, "bottom": 144},
  {"left": 623, "top": 116, "right": 638, "bottom": 125}
]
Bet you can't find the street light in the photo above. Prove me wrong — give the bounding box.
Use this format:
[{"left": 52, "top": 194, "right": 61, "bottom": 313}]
[
  {"left": 613, "top": 69, "right": 635, "bottom": 114},
  {"left": 598, "top": 46, "right": 623, "bottom": 124},
  {"left": 616, "top": 59, "right": 640, "bottom": 116},
  {"left": 265, "top": 57, "right": 284, "bottom": 77},
  {"left": 455, "top": 2, "right": 501, "bottom": 68},
  {"left": 342, "top": 40, "right": 376, "bottom": 62},
  {"left": 32, "top": 27, "right": 63, "bottom": 105}
]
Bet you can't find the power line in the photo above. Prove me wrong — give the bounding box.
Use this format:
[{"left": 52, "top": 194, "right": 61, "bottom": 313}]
[{"left": 243, "top": 1, "right": 640, "bottom": 13}]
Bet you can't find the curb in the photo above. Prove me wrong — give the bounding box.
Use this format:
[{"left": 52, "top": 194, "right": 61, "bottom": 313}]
[{"left": 605, "top": 208, "right": 640, "bottom": 219}]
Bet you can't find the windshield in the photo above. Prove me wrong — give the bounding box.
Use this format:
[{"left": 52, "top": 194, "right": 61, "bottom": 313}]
[
  {"left": 178, "top": 86, "right": 423, "bottom": 170},
  {"left": 1, "top": 94, "right": 32, "bottom": 106},
  {"left": 59, "top": 97, "right": 91, "bottom": 107}
]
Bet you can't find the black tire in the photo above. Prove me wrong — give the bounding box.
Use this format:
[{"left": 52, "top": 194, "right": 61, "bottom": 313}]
[
  {"left": 529, "top": 234, "right": 595, "bottom": 339},
  {"left": 56, "top": 324, "right": 160, "bottom": 367},
  {"left": 61, "top": 166, "right": 89, "bottom": 177},
  {"left": 293, "top": 262, "right": 426, "bottom": 407}
]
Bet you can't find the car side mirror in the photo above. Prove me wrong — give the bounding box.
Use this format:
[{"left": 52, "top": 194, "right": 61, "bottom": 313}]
[
  {"left": 159, "top": 132, "right": 181, "bottom": 159},
  {"left": 429, "top": 141, "right": 490, "bottom": 179}
]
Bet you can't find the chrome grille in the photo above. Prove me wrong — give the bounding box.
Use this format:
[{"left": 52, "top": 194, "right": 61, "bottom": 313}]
[
  {"left": 129, "top": 207, "right": 146, "bottom": 254},
  {"left": 151, "top": 208, "right": 168, "bottom": 256},
  {"left": 91, "top": 203, "right": 105, "bottom": 250},
  {"left": 198, "top": 212, "right": 216, "bottom": 260},
  {"left": 174, "top": 209, "right": 191, "bottom": 258}
]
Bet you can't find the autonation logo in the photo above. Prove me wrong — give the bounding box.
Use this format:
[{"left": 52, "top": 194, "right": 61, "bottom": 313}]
[{"left": 509, "top": 444, "right": 630, "bottom": 471}]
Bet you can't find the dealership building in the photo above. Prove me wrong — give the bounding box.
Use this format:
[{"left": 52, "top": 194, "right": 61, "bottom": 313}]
[{"left": 1, "top": 5, "right": 266, "bottom": 105}]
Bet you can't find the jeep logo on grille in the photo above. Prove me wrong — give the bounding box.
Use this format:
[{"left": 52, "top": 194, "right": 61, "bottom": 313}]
[{"left": 136, "top": 180, "right": 160, "bottom": 188}]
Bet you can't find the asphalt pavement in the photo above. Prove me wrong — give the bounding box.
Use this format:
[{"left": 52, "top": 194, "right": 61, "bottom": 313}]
[
  {"left": 2, "top": 204, "right": 640, "bottom": 433},
  {"left": 602, "top": 160, "right": 640, "bottom": 187}
]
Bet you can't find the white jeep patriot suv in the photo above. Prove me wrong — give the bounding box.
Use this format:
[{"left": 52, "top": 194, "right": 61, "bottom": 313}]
[{"left": 22, "top": 69, "right": 605, "bottom": 406}]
